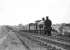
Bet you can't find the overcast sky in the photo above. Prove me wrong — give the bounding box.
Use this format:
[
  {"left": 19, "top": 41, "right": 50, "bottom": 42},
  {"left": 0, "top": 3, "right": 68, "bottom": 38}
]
[{"left": 0, "top": 0, "right": 70, "bottom": 25}]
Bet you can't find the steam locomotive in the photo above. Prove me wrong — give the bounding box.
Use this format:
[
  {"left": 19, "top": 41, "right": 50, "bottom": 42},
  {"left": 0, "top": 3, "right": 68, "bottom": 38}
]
[{"left": 21, "top": 21, "right": 52, "bottom": 36}]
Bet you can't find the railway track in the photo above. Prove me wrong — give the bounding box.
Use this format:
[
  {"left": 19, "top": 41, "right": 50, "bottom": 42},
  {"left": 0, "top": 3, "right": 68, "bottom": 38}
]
[
  {"left": 31, "top": 35, "right": 70, "bottom": 50},
  {"left": 32, "top": 35, "right": 70, "bottom": 46},
  {"left": 18, "top": 31, "right": 70, "bottom": 50},
  {"left": 6, "top": 27, "right": 70, "bottom": 50}
]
